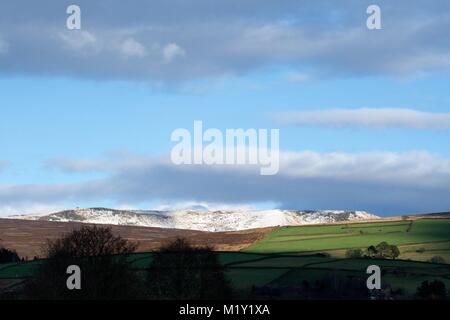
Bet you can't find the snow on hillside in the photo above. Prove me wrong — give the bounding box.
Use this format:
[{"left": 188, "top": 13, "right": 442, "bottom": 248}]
[{"left": 9, "top": 208, "right": 379, "bottom": 232}]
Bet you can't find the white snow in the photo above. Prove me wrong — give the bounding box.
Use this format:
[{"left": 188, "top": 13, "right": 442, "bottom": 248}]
[{"left": 9, "top": 208, "right": 380, "bottom": 232}]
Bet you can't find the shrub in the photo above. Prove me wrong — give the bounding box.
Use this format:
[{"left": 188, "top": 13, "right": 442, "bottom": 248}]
[
  {"left": 345, "top": 248, "right": 363, "bottom": 259},
  {"left": 429, "top": 256, "right": 446, "bottom": 264},
  {"left": 416, "top": 280, "right": 447, "bottom": 300}
]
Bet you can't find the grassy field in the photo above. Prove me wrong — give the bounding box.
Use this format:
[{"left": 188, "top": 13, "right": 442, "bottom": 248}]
[
  {"left": 245, "top": 218, "right": 450, "bottom": 262},
  {"left": 1, "top": 217, "right": 449, "bottom": 298},
  {"left": 2, "top": 250, "right": 450, "bottom": 297}
]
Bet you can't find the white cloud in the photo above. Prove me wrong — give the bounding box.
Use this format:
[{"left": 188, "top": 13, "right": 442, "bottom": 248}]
[
  {"left": 59, "top": 30, "right": 99, "bottom": 52},
  {"left": 155, "top": 201, "right": 256, "bottom": 212},
  {"left": 35, "top": 150, "right": 450, "bottom": 189},
  {"left": 45, "top": 157, "right": 111, "bottom": 173},
  {"left": 286, "top": 72, "right": 310, "bottom": 82},
  {"left": 274, "top": 108, "right": 450, "bottom": 129},
  {"left": 162, "top": 43, "right": 186, "bottom": 63},
  {"left": 119, "top": 38, "right": 147, "bottom": 58},
  {"left": 45, "top": 153, "right": 158, "bottom": 173},
  {"left": 0, "top": 203, "right": 67, "bottom": 217},
  {"left": 280, "top": 150, "right": 450, "bottom": 187}
]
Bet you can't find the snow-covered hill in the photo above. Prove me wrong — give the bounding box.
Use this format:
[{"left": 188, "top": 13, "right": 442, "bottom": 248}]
[{"left": 9, "top": 208, "right": 379, "bottom": 232}]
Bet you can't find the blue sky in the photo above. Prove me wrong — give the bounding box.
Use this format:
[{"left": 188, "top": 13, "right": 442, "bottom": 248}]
[{"left": 1, "top": 0, "right": 450, "bottom": 216}]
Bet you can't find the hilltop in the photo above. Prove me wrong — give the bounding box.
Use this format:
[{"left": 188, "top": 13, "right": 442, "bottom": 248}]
[{"left": 9, "top": 207, "right": 378, "bottom": 232}]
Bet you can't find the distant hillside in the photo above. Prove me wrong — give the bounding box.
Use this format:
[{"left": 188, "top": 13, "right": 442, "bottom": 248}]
[
  {"left": 409, "top": 211, "right": 450, "bottom": 218},
  {"left": 9, "top": 207, "right": 379, "bottom": 232}
]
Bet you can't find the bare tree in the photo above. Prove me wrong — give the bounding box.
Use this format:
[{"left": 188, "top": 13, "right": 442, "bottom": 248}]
[{"left": 23, "top": 226, "right": 142, "bottom": 300}]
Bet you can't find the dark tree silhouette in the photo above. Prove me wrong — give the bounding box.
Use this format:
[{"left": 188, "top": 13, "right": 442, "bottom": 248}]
[
  {"left": 0, "top": 247, "right": 20, "bottom": 263},
  {"left": 375, "top": 242, "right": 390, "bottom": 257},
  {"left": 365, "top": 242, "right": 400, "bottom": 259},
  {"left": 429, "top": 256, "right": 446, "bottom": 264},
  {"left": 147, "top": 238, "right": 232, "bottom": 300},
  {"left": 23, "top": 226, "right": 141, "bottom": 300},
  {"left": 250, "top": 272, "right": 369, "bottom": 300},
  {"left": 366, "top": 245, "right": 378, "bottom": 258},
  {"left": 310, "top": 273, "right": 369, "bottom": 299},
  {"left": 345, "top": 248, "right": 363, "bottom": 258},
  {"left": 416, "top": 280, "right": 447, "bottom": 300},
  {"left": 385, "top": 244, "right": 400, "bottom": 259}
]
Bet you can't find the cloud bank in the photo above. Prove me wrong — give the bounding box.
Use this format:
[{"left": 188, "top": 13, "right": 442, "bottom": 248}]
[
  {"left": 274, "top": 108, "right": 450, "bottom": 129},
  {"left": 2, "top": 151, "right": 450, "bottom": 216},
  {"left": 0, "top": 0, "right": 450, "bottom": 81}
]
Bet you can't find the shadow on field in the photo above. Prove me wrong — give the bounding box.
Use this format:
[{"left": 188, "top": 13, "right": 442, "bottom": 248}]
[
  {"left": 1, "top": 225, "right": 449, "bottom": 300},
  {"left": 147, "top": 238, "right": 232, "bottom": 299}
]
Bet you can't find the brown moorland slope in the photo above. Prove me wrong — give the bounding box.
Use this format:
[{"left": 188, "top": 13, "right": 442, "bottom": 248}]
[{"left": 0, "top": 218, "right": 272, "bottom": 258}]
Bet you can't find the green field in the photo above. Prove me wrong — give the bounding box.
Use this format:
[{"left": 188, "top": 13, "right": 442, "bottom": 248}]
[
  {"left": 2, "top": 251, "right": 449, "bottom": 297},
  {"left": 1, "top": 218, "right": 450, "bottom": 298},
  {"left": 245, "top": 218, "right": 450, "bottom": 261}
]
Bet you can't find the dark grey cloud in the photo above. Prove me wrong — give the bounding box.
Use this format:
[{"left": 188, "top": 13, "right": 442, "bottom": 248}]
[
  {"left": 0, "top": 0, "right": 450, "bottom": 81},
  {"left": 2, "top": 151, "right": 450, "bottom": 216}
]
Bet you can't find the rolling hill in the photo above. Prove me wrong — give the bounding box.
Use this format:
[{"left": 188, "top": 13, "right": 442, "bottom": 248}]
[
  {"left": 1, "top": 215, "right": 450, "bottom": 299},
  {"left": 8, "top": 207, "right": 379, "bottom": 232},
  {"left": 245, "top": 217, "right": 450, "bottom": 262}
]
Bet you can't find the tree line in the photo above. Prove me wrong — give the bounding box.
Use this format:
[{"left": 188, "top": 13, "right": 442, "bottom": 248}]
[{"left": 346, "top": 241, "right": 400, "bottom": 259}]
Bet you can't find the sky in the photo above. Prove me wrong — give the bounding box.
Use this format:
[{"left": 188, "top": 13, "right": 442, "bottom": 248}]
[{"left": 1, "top": 0, "right": 450, "bottom": 216}]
